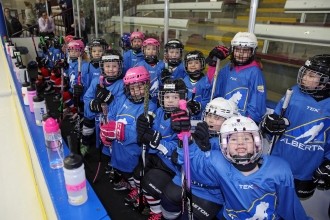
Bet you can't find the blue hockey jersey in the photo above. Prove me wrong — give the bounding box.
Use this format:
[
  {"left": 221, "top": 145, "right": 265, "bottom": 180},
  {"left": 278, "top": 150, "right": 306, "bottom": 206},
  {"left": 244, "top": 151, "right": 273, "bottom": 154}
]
[
  {"left": 272, "top": 85, "right": 330, "bottom": 181},
  {"left": 123, "top": 50, "right": 144, "bottom": 74},
  {"left": 213, "top": 61, "right": 266, "bottom": 123},
  {"left": 177, "top": 143, "right": 310, "bottom": 220},
  {"left": 107, "top": 97, "right": 157, "bottom": 173}
]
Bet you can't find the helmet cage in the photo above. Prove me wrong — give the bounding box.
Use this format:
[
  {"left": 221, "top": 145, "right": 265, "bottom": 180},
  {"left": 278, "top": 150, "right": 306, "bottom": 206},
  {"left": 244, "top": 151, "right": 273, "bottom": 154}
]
[
  {"left": 219, "top": 116, "right": 262, "bottom": 165},
  {"left": 123, "top": 66, "right": 150, "bottom": 103},
  {"left": 165, "top": 39, "right": 184, "bottom": 67},
  {"left": 297, "top": 66, "right": 329, "bottom": 94},
  {"left": 100, "top": 54, "right": 123, "bottom": 82},
  {"left": 158, "top": 81, "right": 187, "bottom": 113},
  {"left": 220, "top": 130, "right": 263, "bottom": 165},
  {"left": 88, "top": 39, "right": 108, "bottom": 62},
  {"left": 184, "top": 51, "right": 206, "bottom": 78}
]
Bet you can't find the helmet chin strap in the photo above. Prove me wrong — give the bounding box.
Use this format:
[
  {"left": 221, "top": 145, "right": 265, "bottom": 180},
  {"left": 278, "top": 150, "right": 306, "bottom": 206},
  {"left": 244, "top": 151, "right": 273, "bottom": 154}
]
[
  {"left": 233, "top": 160, "right": 259, "bottom": 172},
  {"left": 232, "top": 154, "right": 258, "bottom": 172}
]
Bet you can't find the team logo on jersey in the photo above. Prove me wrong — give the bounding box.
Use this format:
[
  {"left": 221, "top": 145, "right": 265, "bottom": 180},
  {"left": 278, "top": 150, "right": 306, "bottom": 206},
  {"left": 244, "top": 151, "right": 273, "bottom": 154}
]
[
  {"left": 225, "top": 88, "right": 248, "bottom": 112},
  {"left": 226, "top": 193, "right": 276, "bottom": 219},
  {"left": 257, "top": 85, "right": 264, "bottom": 93},
  {"left": 117, "top": 115, "right": 133, "bottom": 125},
  {"left": 284, "top": 118, "right": 330, "bottom": 144},
  {"left": 150, "top": 79, "right": 159, "bottom": 97}
]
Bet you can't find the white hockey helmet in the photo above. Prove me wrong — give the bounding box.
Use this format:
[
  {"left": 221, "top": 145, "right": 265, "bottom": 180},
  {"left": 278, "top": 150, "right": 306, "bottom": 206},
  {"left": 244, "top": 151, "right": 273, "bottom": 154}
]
[
  {"left": 220, "top": 116, "right": 262, "bottom": 165},
  {"left": 203, "top": 97, "right": 239, "bottom": 120},
  {"left": 231, "top": 32, "right": 258, "bottom": 66}
]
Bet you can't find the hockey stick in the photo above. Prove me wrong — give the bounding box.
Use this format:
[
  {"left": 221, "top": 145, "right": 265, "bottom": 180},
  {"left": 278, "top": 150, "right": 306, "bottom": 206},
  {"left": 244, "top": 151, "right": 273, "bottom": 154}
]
[
  {"left": 267, "top": 88, "right": 293, "bottom": 155},
  {"left": 210, "top": 58, "right": 221, "bottom": 100},
  {"left": 93, "top": 76, "right": 109, "bottom": 183},
  {"left": 138, "top": 83, "right": 150, "bottom": 212},
  {"left": 178, "top": 100, "right": 193, "bottom": 220}
]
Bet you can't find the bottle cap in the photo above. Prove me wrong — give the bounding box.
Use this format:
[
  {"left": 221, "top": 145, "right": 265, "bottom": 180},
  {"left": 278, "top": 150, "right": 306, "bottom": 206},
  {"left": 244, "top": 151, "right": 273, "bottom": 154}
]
[
  {"left": 33, "top": 95, "right": 44, "bottom": 102},
  {"left": 27, "top": 85, "right": 36, "bottom": 91},
  {"left": 44, "top": 117, "right": 59, "bottom": 133},
  {"left": 64, "top": 153, "right": 83, "bottom": 169}
]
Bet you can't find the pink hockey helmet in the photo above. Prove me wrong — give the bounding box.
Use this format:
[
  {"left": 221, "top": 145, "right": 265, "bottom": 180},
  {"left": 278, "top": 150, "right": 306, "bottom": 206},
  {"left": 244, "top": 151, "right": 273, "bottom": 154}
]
[
  {"left": 142, "top": 38, "right": 160, "bottom": 47},
  {"left": 123, "top": 66, "right": 150, "bottom": 85},
  {"left": 67, "top": 39, "right": 85, "bottom": 52},
  {"left": 64, "top": 35, "right": 74, "bottom": 44},
  {"left": 130, "top": 31, "right": 145, "bottom": 42}
]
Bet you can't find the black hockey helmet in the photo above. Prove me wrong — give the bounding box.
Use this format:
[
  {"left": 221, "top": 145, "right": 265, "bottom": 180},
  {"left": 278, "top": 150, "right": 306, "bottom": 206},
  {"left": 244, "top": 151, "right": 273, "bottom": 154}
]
[
  {"left": 165, "top": 39, "right": 184, "bottom": 67},
  {"left": 100, "top": 49, "right": 123, "bottom": 85},
  {"left": 88, "top": 38, "right": 108, "bottom": 62},
  {"left": 297, "top": 54, "right": 330, "bottom": 99},
  {"left": 158, "top": 79, "right": 187, "bottom": 113},
  {"left": 184, "top": 50, "right": 205, "bottom": 80}
]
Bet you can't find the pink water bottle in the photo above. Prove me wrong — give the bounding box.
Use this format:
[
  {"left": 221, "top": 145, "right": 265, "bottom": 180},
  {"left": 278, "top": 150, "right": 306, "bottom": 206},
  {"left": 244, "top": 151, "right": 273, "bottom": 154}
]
[
  {"left": 44, "top": 118, "right": 64, "bottom": 169},
  {"left": 27, "top": 85, "right": 36, "bottom": 112}
]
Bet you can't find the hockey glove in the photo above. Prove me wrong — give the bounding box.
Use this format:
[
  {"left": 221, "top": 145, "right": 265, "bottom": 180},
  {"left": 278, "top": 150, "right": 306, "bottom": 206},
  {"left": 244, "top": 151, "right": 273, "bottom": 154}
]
[
  {"left": 100, "top": 121, "right": 125, "bottom": 142},
  {"left": 187, "top": 100, "right": 201, "bottom": 116},
  {"left": 171, "top": 110, "right": 191, "bottom": 133},
  {"left": 139, "top": 129, "right": 162, "bottom": 149},
  {"left": 89, "top": 99, "right": 102, "bottom": 113},
  {"left": 313, "top": 160, "right": 330, "bottom": 190},
  {"left": 160, "top": 68, "right": 172, "bottom": 83},
  {"left": 206, "top": 45, "right": 229, "bottom": 66},
  {"left": 96, "top": 85, "right": 114, "bottom": 104},
  {"left": 73, "top": 84, "right": 84, "bottom": 97},
  {"left": 261, "top": 114, "right": 289, "bottom": 135},
  {"left": 294, "top": 179, "right": 316, "bottom": 199},
  {"left": 136, "top": 114, "right": 154, "bottom": 138},
  {"left": 192, "top": 122, "right": 211, "bottom": 152}
]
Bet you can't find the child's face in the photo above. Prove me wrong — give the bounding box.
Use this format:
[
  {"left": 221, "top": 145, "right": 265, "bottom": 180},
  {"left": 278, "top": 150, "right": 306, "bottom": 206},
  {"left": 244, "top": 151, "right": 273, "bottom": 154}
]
[
  {"left": 91, "top": 46, "right": 103, "bottom": 59},
  {"left": 129, "top": 82, "right": 145, "bottom": 100},
  {"left": 144, "top": 45, "right": 158, "bottom": 56},
  {"left": 131, "top": 39, "right": 143, "bottom": 48},
  {"left": 69, "top": 49, "right": 81, "bottom": 58},
  {"left": 204, "top": 113, "right": 226, "bottom": 133},
  {"left": 163, "top": 93, "right": 180, "bottom": 109},
  {"left": 233, "top": 47, "right": 252, "bottom": 63},
  {"left": 103, "top": 61, "right": 119, "bottom": 77},
  {"left": 228, "top": 132, "right": 254, "bottom": 157},
  {"left": 302, "top": 69, "right": 322, "bottom": 89},
  {"left": 187, "top": 59, "right": 202, "bottom": 72},
  {"left": 167, "top": 48, "right": 181, "bottom": 59}
]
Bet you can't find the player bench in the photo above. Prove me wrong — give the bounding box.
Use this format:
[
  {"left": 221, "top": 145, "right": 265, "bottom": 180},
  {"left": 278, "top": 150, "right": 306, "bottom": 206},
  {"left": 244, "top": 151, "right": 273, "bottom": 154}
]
[
  {"left": 109, "top": 16, "right": 189, "bottom": 38},
  {"left": 254, "top": 23, "right": 330, "bottom": 54},
  {"left": 284, "top": 0, "right": 330, "bottom": 23}
]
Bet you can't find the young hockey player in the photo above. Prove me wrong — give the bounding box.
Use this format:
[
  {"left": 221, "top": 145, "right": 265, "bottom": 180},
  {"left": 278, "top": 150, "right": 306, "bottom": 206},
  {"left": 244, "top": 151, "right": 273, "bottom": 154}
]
[
  {"left": 99, "top": 66, "right": 157, "bottom": 194},
  {"left": 125, "top": 79, "right": 187, "bottom": 220},
  {"left": 160, "top": 39, "right": 186, "bottom": 83},
  {"left": 209, "top": 32, "right": 266, "bottom": 123},
  {"left": 80, "top": 38, "right": 108, "bottom": 93},
  {"left": 261, "top": 54, "right": 330, "bottom": 219},
  {"left": 136, "top": 38, "right": 165, "bottom": 104},
  {"left": 81, "top": 49, "right": 125, "bottom": 155},
  {"left": 183, "top": 50, "right": 211, "bottom": 120},
  {"left": 123, "top": 31, "right": 145, "bottom": 73},
  {"left": 170, "top": 115, "right": 311, "bottom": 219},
  {"left": 161, "top": 97, "right": 239, "bottom": 220}
]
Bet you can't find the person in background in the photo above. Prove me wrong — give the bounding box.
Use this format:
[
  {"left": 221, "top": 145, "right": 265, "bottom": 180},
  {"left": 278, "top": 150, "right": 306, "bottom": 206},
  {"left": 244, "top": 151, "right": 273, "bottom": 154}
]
[
  {"left": 38, "top": 11, "right": 55, "bottom": 37},
  {"left": 23, "top": 1, "right": 37, "bottom": 35},
  {"left": 59, "top": 0, "right": 74, "bottom": 35},
  {"left": 3, "top": 7, "right": 22, "bottom": 37}
]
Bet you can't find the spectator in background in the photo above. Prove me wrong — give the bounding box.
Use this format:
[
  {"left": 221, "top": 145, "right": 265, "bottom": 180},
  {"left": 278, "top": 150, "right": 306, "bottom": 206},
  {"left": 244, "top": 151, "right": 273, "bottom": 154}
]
[
  {"left": 3, "top": 7, "right": 22, "bottom": 37},
  {"left": 71, "top": 10, "right": 88, "bottom": 44},
  {"left": 59, "top": 0, "right": 74, "bottom": 35},
  {"left": 38, "top": 11, "right": 55, "bottom": 37},
  {"left": 35, "top": 0, "right": 52, "bottom": 17},
  {"left": 24, "top": 1, "right": 37, "bottom": 35}
]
